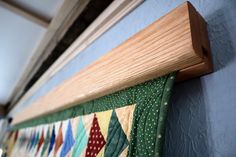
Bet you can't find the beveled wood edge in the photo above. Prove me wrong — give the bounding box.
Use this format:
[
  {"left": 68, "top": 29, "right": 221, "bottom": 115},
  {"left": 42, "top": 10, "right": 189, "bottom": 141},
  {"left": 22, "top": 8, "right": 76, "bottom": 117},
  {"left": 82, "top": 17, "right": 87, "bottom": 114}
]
[{"left": 177, "top": 2, "right": 213, "bottom": 81}]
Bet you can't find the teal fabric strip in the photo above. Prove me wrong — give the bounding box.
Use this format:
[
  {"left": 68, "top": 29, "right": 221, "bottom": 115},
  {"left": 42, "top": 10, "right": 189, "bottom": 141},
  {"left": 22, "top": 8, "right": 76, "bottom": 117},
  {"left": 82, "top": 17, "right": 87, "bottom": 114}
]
[{"left": 72, "top": 117, "right": 88, "bottom": 157}]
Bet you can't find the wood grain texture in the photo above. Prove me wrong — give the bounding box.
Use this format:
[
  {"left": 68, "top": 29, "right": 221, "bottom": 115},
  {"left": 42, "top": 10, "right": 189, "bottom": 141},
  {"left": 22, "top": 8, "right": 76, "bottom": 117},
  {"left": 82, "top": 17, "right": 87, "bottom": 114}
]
[
  {"left": 177, "top": 3, "right": 213, "bottom": 80},
  {"left": 12, "top": 2, "right": 212, "bottom": 125}
]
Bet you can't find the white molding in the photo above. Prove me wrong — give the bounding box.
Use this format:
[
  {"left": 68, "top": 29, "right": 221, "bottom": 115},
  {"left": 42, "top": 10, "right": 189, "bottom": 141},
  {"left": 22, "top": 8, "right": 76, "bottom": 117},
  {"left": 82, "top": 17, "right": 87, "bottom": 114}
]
[
  {"left": 9, "top": 0, "right": 91, "bottom": 107},
  {"left": 9, "top": 0, "right": 144, "bottom": 115}
]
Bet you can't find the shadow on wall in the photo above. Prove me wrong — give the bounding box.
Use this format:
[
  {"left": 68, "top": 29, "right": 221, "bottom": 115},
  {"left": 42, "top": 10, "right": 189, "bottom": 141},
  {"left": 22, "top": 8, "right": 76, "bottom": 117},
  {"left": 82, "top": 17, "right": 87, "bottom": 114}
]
[
  {"left": 164, "top": 78, "right": 214, "bottom": 157},
  {"left": 164, "top": 2, "right": 236, "bottom": 157},
  {"left": 206, "top": 8, "right": 235, "bottom": 71}
]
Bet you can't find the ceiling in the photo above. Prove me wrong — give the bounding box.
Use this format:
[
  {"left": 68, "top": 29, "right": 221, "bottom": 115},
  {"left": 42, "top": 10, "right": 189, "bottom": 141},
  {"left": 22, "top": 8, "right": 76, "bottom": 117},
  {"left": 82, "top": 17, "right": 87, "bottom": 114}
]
[
  {"left": 0, "top": 0, "right": 64, "bottom": 105},
  {"left": 11, "top": 0, "right": 64, "bottom": 20}
]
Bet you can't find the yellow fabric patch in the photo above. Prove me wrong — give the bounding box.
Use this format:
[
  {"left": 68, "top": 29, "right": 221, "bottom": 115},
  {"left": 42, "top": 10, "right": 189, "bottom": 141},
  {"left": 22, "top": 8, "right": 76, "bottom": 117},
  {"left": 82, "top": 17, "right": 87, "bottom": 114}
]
[
  {"left": 96, "top": 147, "right": 105, "bottom": 157},
  {"left": 119, "top": 147, "right": 128, "bottom": 157},
  {"left": 95, "top": 110, "right": 112, "bottom": 157},
  {"left": 96, "top": 110, "right": 112, "bottom": 140},
  {"left": 115, "top": 104, "right": 136, "bottom": 141}
]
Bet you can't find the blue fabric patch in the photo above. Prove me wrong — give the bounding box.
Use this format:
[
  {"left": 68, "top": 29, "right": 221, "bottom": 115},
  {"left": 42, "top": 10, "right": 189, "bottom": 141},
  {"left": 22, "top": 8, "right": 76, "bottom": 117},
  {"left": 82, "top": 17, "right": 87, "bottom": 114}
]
[
  {"left": 48, "top": 125, "right": 56, "bottom": 155},
  {"left": 29, "top": 131, "right": 36, "bottom": 150},
  {"left": 60, "top": 121, "right": 75, "bottom": 157}
]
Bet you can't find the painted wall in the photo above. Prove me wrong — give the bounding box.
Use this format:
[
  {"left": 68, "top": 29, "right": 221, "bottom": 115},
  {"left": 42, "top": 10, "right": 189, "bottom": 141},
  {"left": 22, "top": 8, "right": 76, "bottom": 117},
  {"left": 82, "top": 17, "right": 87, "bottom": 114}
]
[
  {"left": 0, "top": 0, "right": 65, "bottom": 104},
  {"left": 0, "top": 6, "right": 46, "bottom": 104},
  {"left": 9, "top": 0, "right": 236, "bottom": 156}
]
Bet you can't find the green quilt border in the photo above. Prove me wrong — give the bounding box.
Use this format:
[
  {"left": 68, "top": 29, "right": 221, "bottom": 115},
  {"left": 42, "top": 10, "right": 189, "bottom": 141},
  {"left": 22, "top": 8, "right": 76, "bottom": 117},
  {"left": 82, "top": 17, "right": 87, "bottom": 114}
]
[
  {"left": 13, "top": 73, "right": 175, "bottom": 129},
  {"left": 12, "top": 73, "right": 176, "bottom": 157}
]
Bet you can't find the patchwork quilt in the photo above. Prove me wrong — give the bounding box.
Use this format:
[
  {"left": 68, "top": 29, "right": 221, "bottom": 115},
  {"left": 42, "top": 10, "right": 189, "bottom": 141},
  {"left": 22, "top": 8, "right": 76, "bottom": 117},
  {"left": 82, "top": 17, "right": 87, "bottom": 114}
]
[{"left": 4, "top": 73, "right": 175, "bottom": 157}]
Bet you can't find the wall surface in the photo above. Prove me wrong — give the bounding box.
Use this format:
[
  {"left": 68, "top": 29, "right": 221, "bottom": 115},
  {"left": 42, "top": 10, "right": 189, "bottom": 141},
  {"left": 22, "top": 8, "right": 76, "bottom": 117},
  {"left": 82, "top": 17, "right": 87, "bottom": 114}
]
[
  {"left": 0, "top": 6, "right": 46, "bottom": 104},
  {"left": 9, "top": 0, "right": 236, "bottom": 156}
]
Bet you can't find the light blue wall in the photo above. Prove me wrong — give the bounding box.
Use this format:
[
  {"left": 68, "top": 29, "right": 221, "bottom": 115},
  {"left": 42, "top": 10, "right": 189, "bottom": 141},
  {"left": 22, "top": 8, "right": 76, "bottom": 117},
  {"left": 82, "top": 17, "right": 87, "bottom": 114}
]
[{"left": 10, "top": 0, "right": 236, "bottom": 156}]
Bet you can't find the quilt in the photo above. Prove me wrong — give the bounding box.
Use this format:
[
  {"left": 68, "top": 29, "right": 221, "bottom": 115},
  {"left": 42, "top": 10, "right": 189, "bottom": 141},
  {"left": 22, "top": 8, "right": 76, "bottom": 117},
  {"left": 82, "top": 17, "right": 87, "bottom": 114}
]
[{"left": 4, "top": 73, "right": 175, "bottom": 157}]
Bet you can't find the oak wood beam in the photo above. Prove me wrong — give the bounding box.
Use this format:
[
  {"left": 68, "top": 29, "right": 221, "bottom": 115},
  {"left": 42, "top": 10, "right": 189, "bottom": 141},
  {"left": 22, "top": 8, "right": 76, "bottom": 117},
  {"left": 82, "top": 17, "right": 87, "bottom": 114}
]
[{"left": 12, "top": 2, "right": 212, "bottom": 125}]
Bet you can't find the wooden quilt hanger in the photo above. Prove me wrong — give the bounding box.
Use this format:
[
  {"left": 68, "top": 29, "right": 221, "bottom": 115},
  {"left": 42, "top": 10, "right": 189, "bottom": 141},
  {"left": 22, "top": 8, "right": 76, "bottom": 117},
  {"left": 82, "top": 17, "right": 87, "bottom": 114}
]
[{"left": 12, "top": 2, "right": 212, "bottom": 125}]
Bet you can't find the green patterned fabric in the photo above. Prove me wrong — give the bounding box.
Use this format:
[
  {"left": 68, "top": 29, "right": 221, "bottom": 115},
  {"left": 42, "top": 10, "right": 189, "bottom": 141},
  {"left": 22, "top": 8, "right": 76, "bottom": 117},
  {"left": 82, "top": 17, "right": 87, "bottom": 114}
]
[
  {"left": 128, "top": 74, "right": 175, "bottom": 157},
  {"left": 104, "top": 111, "right": 129, "bottom": 156},
  {"left": 12, "top": 73, "right": 176, "bottom": 157}
]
